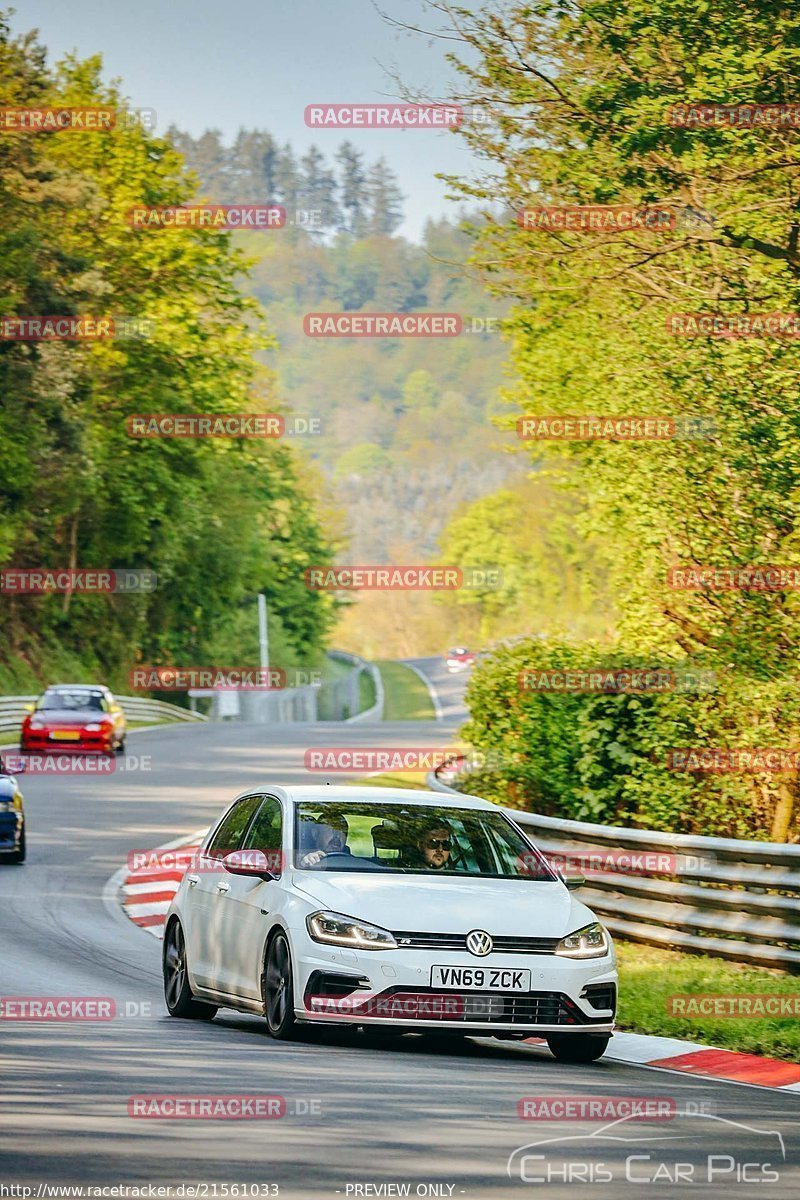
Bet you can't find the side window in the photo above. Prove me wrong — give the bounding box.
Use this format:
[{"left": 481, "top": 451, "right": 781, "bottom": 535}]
[
  {"left": 242, "top": 796, "right": 283, "bottom": 873},
  {"left": 205, "top": 795, "right": 263, "bottom": 860}
]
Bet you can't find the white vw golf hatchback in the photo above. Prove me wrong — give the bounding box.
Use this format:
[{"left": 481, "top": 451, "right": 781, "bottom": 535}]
[{"left": 164, "top": 786, "right": 617, "bottom": 1061}]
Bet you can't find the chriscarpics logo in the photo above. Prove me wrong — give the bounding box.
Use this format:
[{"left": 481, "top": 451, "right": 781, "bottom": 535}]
[{"left": 506, "top": 1112, "right": 785, "bottom": 1186}]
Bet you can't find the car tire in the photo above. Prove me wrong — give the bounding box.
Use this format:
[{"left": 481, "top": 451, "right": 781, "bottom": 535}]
[
  {"left": 163, "top": 919, "right": 217, "bottom": 1020},
  {"left": 5, "top": 826, "right": 25, "bottom": 865},
  {"left": 115, "top": 737, "right": 126, "bottom": 755},
  {"left": 546, "top": 1033, "right": 610, "bottom": 1063},
  {"left": 263, "top": 930, "right": 297, "bottom": 1039}
]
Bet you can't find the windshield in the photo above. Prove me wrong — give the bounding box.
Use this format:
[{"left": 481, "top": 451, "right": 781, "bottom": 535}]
[
  {"left": 38, "top": 690, "right": 105, "bottom": 712},
  {"left": 293, "top": 801, "right": 555, "bottom": 880}
]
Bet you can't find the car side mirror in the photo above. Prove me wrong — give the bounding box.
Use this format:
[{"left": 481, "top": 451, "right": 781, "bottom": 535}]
[
  {"left": 221, "top": 849, "right": 277, "bottom": 879},
  {"left": 565, "top": 873, "right": 585, "bottom": 891}
]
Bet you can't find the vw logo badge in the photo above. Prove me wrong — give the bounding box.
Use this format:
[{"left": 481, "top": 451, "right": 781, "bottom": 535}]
[{"left": 466, "top": 929, "right": 493, "bottom": 957}]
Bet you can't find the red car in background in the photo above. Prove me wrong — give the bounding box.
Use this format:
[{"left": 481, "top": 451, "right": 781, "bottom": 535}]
[
  {"left": 444, "top": 646, "right": 476, "bottom": 673},
  {"left": 20, "top": 684, "right": 127, "bottom": 755}
]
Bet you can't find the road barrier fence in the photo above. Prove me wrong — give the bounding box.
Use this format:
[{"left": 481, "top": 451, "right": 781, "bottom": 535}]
[{"left": 428, "top": 757, "right": 800, "bottom": 971}]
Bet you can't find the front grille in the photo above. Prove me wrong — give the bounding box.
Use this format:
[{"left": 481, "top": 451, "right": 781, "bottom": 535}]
[
  {"left": 351, "top": 988, "right": 608, "bottom": 1026},
  {"left": 391, "top": 930, "right": 560, "bottom": 955}
]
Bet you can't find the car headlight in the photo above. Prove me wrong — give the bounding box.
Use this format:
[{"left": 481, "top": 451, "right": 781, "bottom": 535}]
[
  {"left": 306, "top": 910, "right": 397, "bottom": 951},
  {"left": 85, "top": 723, "right": 109, "bottom": 732},
  {"left": 555, "top": 922, "right": 609, "bottom": 959}
]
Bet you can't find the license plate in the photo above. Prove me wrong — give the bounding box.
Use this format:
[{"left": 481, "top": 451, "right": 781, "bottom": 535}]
[
  {"left": 430, "top": 966, "right": 531, "bottom": 991},
  {"left": 51, "top": 730, "right": 81, "bottom": 741}
]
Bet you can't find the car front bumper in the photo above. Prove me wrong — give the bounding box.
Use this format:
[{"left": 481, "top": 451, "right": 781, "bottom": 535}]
[{"left": 292, "top": 939, "right": 617, "bottom": 1033}]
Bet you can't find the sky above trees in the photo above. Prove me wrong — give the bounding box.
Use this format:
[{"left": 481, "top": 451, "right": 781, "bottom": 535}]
[{"left": 12, "top": 0, "right": 482, "bottom": 240}]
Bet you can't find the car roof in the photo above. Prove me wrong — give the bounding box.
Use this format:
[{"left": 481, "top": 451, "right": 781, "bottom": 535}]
[{"left": 274, "top": 785, "right": 496, "bottom": 811}]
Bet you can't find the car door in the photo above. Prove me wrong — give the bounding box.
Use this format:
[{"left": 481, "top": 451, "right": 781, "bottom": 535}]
[
  {"left": 208, "top": 794, "right": 285, "bottom": 1000},
  {"left": 186, "top": 793, "right": 263, "bottom": 989}
]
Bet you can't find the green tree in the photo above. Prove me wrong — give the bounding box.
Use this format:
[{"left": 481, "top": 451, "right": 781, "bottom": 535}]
[
  {"left": 433, "top": 0, "right": 800, "bottom": 838},
  {"left": 0, "top": 18, "right": 337, "bottom": 687},
  {"left": 365, "top": 158, "right": 404, "bottom": 235}
]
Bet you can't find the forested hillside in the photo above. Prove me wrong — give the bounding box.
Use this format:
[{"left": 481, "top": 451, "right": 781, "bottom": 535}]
[
  {"left": 170, "top": 128, "right": 524, "bottom": 565},
  {"left": 0, "top": 25, "right": 336, "bottom": 690}
]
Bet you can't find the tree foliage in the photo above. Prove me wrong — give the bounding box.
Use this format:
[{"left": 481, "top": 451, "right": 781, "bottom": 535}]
[
  {"left": 433, "top": 0, "right": 800, "bottom": 838},
  {"left": 0, "top": 18, "right": 337, "bottom": 689}
]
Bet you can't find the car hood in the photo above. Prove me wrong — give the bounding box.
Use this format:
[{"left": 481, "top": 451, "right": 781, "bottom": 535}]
[
  {"left": 291, "top": 872, "right": 590, "bottom": 938},
  {"left": 31, "top": 709, "right": 104, "bottom": 725}
]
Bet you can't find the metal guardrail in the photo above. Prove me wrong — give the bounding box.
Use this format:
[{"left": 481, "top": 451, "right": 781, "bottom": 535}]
[
  {"left": 0, "top": 693, "right": 206, "bottom": 738},
  {"left": 231, "top": 651, "right": 382, "bottom": 723},
  {"left": 326, "top": 650, "right": 384, "bottom": 723},
  {"left": 428, "top": 758, "right": 800, "bottom": 972}
]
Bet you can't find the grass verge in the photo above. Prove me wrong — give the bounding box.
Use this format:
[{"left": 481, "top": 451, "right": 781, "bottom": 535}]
[
  {"left": 376, "top": 661, "right": 436, "bottom": 721},
  {"left": 615, "top": 941, "right": 800, "bottom": 1060},
  {"left": 352, "top": 771, "right": 429, "bottom": 790}
]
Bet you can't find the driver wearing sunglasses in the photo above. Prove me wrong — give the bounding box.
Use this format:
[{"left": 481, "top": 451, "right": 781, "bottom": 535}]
[{"left": 416, "top": 821, "right": 453, "bottom": 871}]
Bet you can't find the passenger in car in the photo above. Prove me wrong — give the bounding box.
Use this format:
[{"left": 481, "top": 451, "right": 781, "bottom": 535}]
[{"left": 401, "top": 821, "right": 454, "bottom": 871}]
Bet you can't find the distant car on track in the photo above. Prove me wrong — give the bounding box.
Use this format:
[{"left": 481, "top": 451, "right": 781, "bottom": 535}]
[
  {"left": 444, "top": 647, "right": 476, "bottom": 673},
  {"left": 20, "top": 684, "right": 126, "bottom": 755},
  {"left": 163, "top": 785, "right": 617, "bottom": 1061},
  {"left": 0, "top": 755, "right": 26, "bottom": 864}
]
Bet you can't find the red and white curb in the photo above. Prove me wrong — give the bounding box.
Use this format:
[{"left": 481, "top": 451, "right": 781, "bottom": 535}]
[
  {"left": 524, "top": 1030, "right": 800, "bottom": 1092},
  {"left": 120, "top": 830, "right": 205, "bottom": 939},
  {"left": 116, "top": 834, "right": 800, "bottom": 1092}
]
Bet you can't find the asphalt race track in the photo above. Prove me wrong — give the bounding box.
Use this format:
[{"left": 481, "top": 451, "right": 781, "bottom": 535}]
[{"left": 1, "top": 659, "right": 798, "bottom": 1197}]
